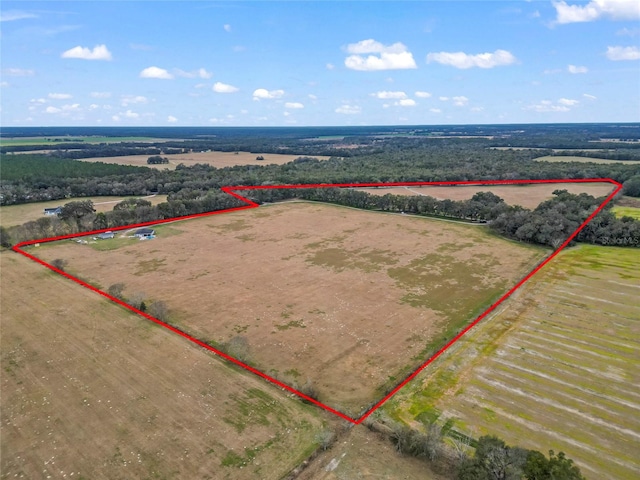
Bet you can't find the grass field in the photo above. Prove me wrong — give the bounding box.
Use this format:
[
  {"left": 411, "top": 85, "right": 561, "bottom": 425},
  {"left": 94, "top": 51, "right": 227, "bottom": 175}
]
[
  {"left": 28, "top": 201, "right": 546, "bottom": 417},
  {"left": 384, "top": 245, "right": 640, "bottom": 479},
  {"left": 78, "top": 151, "right": 331, "bottom": 170},
  {"left": 611, "top": 205, "right": 640, "bottom": 220},
  {"left": 0, "top": 195, "right": 168, "bottom": 228},
  {"left": 0, "top": 251, "right": 328, "bottom": 479},
  {"left": 0, "top": 136, "right": 174, "bottom": 147},
  {"left": 356, "top": 183, "right": 614, "bottom": 210},
  {"left": 534, "top": 155, "right": 640, "bottom": 164}
]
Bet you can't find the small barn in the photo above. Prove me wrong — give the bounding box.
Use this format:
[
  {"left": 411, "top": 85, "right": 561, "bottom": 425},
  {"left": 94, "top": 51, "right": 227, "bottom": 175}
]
[
  {"left": 97, "top": 231, "right": 115, "bottom": 240},
  {"left": 44, "top": 206, "right": 62, "bottom": 216},
  {"left": 134, "top": 228, "right": 155, "bottom": 239}
]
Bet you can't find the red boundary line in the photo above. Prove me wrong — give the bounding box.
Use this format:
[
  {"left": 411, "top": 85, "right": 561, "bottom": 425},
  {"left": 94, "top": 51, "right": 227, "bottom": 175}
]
[{"left": 12, "top": 178, "right": 623, "bottom": 424}]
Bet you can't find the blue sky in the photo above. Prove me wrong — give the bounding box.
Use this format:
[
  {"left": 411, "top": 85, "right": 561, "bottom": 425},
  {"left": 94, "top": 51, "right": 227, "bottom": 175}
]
[{"left": 1, "top": 1, "right": 639, "bottom": 126}]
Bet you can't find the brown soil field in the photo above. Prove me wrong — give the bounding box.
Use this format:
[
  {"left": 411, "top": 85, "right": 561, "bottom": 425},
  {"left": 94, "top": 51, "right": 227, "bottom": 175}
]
[
  {"left": 78, "top": 151, "right": 331, "bottom": 170},
  {"left": 385, "top": 245, "right": 640, "bottom": 479},
  {"left": 0, "top": 251, "right": 327, "bottom": 479},
  {"left": 30, "top": 202, "right": 546, "bottom": 417},
  {"left": 356, "top": 182, "right": 614, "bottom": 210},
  {"left": 0, "top": 195, "right": 168, "bottom": 228}
]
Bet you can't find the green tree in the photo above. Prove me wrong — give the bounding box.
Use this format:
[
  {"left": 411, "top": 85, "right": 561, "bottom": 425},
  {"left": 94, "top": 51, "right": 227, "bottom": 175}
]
[{"left": 523, "top": 450, "right": 585, "bottom": 480}]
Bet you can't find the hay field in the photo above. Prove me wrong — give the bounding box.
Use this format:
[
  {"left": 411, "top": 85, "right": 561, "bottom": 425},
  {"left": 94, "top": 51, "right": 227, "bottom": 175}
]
[
  {"left": 534, "top": 155, "right": 640, "bottom": 164},
  {"left": 30, "top": 202, "right": 546, "bottom": 416},
  {"left": 0, "top": 195, "right": 168, "bottom": 228},
  {"left": 0, "top": 251, "right": 326, "bottom": 479},
  {"left": 78, "top": 151, "right": 330, "bottom": 170},
  {"left": 385, "top": 245, "right": 640, "bottom": 479},
  {"left": 356, "top": 182, "right": 614, "bottom": 210},
  {"left": 611, "top": 206, "right": 640, "bottom": 220}
]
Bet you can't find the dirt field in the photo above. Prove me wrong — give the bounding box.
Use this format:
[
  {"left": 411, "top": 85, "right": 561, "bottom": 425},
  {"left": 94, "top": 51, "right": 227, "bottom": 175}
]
[
  {"left": 356, "top": 183, "right": 614, "bottom": 210},
  {"left": 78, "top": 151, "right": 331, "bottom": 170},
  {"left": 384, "top": 245, "right": 640, "bottom": 479},
  {"left": 534, "top": 155, "right": 640, "bottom": 164},
  {"left": 0, "top": 195, "right": 168, "bottom": 228},
  {"left": 30, "top": 202, "right": 546, "bottom": 416},
  {"left": 298, "top": 425, "right": 447, "bottom": 480},
  {"left": 0, "top": 251, "right": 328, "bottom": 479}
]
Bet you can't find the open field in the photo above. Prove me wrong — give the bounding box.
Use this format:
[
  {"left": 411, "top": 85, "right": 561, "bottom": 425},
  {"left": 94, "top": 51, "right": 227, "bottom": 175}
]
[
  {"left": 356, "top": 182, "right": 614, "bottom": 209},
  {"left": 611, "top": 205, "right": 640, "bottom": 220},
  {"left": 384, "top": 245, "right": 640, "bottom": 479},
  {"left": 534, "top": 155, "right": 640, "bottom": 164},
  {"left": 298, "top": 425, "right": 446, "bottom": 480},
  {"left": 0, "top": 195, "right": 168, "bottom": 228},
  {"left": 0, "top": 136, "right": 175, "bottom": 147},
  {"left": 78, "top": 151, "right": 331, "bottom": 170},
  {"left": 0, "top": 251, "right": 328, "bottom": 479},
  {"left": 29, "top": 201, "right": 546, "bottom": 416}
]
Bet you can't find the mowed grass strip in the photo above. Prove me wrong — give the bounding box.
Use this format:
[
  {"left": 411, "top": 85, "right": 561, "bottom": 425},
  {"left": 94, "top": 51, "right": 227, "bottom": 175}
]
[
  {"left": 533, "top": 155, "right": 640, "bottom": 164},
  {"left": 28, "top": 201, "right": 546, "bottom": 417},
  {"left": 0, "top": 252, "right": 326, "bottom": 480},
  {"left": 385, "top": 245, "right": 640, "bottom": 480}
]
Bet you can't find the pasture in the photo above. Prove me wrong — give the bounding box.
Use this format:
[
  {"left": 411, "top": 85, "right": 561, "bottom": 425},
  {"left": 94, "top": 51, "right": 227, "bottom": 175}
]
[
  {"left": 0, "top": 251, "right": 327, "bottom": 479},
  {"left": 611, "top": 205, "right": 640, "bottom": 220},
  {"left": 0, "top": 195, "right": 168, "bottom": 228},
  {"left": 356, "top": 182, "right": 614, "bottom": 210},
  {"left": 78, "top": 151, "right": 331, "bottom": 170},
  {"left": 0, "top": 136, "right": 172, "bottom": 147},
  {"left": 384, "top": 245, "right": 640, "bottom": 479},
  {"left": 534, "top": 155, "right": 640, "bottom": 164},
  {"left": 29, "top": 201, "right": 546, "bottom": 416}
]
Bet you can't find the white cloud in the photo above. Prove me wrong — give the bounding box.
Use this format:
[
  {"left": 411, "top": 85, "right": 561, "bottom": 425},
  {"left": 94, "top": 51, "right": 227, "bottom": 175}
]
[
  {"left": 176, "top": 68, "right": 212, "bottom": 79},
  {"left": 526, "top": 98, "right": 579, "bottom": 112},
  {"left": 429, "top": 108, "right": 442, "bottom": 113},
  {"left": 121, "top": 95, "right": 148, "bottom": 106},
  {"left": 415, "top": 91, "right": 432, "bottom": 98},
  {"left": 617, "top": 27, "right": 640, "bottom": 36},
  {"left": 3, "top": 68, "right": 35, "bottom": 77},
  {"left": 167, "top": 115, "right": 178, "bottom": 123},
  {"left": 30, "top": 98, "right": 46, "bottom": 104},
  {"left": 558, "top": 98, "right": 579, "bottom": 106},
  {"left": 326, "top": 63, "right": 335, "bottom": 70},
  {"left": 61, "top": 44, "right": 112, "bottom": 61},
  {"left": 48, "top": 93, "right": 72, "bottom": 100},
  {"left": 439, "top": 96, "right": 449, "bottom": 101},
  {"left": 140, "top": 66, "right": 174, "bottom": 79},
  {"left": 606, "top": 45, "right": 640, "bottom": 60},
  {"left": 253, "top": 88, "right": 284, "bottom": 100},
  {"left": 396, "top": 99, "right": 416, "bottom": 107},
  {"left": 45, "top": 106, "right": 61, "bottom": 114},
  {"left": 308, "top": 94, "right": 318, "bottom": 101},
  {"left": 62, "top": 103, "right": 80, "bottom": 111},
  {"left": 89, "top": 104, "right": 100, "bottom": 110},
  {"left": 344, "top": 39, "right": 417, "bottom": 71},
  {"left": 224, "top": 24, "right": 232, "bottom": 32},
  {"left": 568, "top": 64, "right": 588, "bottom": 73},
  {"left": 372, "top": 91, "right": 407, "bottom": 99},
  {"left": 112, "top": 115, "right": 120, "bottom": 122},
  {"left": 0, "top": 81, "right": 9, "bottom": 88},
  {"left": 285, "top": 102, "right": 304, "bottom": 109},
  {"left": 471, "top": 107, "right": 484, "bottom": 112},
  {"left": 91, "top": 91, "right": 111, "bottom": 98},
  {"left": 213, "top": 82, "right": 239, "bottom": 93},
  {"left": 427, "top": 49, "right": 517, "bottom": 69},
  {"left": 583, "top": 93, "right": 598, "bottom": 100},
  {"left": 335, "top": 104, "right": 361, "bottom": 114},
  {"left": 452, "top": 96, "right": 469, "bottom": 106},
  {"left": 124, "top": 110, "right": 139, "bottom": 119},
  {"left": 0, "top": 10, "right": 37, "bottom": 22},
  {"left": 553, "top": 0, "right": 640, "bottom": 24}
]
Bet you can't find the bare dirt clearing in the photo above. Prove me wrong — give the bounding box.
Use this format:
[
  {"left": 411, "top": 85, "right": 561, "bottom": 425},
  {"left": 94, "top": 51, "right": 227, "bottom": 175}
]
[
  {"left": 0, "top": 251, "right": 326, "bottom": 479},
  {"left": 31, "top": 202, "right": 545, "bottom": 416},
  {"left": 78, "top": 151, "right": 331, "bottom": 170},
  {"left": 0, "top": 195, "right": 168, "bottom": 228},
  {"left": 385, "top": 245, "right": 640, "bottom": 479},
  {"left": 356, "top": 182, "right": 614, "bottom": 210}
]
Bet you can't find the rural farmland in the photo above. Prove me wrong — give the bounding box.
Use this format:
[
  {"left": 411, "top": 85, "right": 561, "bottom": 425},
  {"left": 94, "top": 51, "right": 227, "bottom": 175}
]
[
  {"left": 28, "top": 201, "right": 547, "bottom": 417},
  {"left": 0, "top": 251, "right": 328, "bottom": 479},
  {"left": 356, "top": 182, "right": 614, "bottom": 210},
  {"left": 383, "top": 245, "right": 640, "bottom": 479},
  {"left": 77, "top": 151, "right": 331, "bottom": 170}
]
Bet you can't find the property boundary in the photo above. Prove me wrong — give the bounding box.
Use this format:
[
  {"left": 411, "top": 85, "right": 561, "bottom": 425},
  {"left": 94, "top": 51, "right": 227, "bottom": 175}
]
[{"left": 12, "top": 178, "right": 623, "bottom": 424}]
